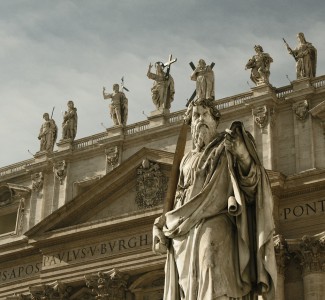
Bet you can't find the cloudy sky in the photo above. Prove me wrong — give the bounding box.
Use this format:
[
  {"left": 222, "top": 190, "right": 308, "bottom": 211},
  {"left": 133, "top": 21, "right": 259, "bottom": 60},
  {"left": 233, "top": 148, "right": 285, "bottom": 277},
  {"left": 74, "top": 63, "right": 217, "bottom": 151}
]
[{"left": 0, "top": 0, "right": 324, "bottom": 167}]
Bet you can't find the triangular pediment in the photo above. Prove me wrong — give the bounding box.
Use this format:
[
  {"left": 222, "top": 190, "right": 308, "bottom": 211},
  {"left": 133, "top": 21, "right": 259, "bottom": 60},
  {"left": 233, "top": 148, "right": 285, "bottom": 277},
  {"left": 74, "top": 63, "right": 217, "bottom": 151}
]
[{"left": 25, "top": 147, "right": 173, "bottom": 239}]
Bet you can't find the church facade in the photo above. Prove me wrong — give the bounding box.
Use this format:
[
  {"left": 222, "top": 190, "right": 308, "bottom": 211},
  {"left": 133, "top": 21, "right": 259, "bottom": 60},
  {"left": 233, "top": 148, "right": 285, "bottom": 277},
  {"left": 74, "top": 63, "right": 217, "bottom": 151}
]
[{"left": 0, "top": 75, "right": 325, "bottom": 299}]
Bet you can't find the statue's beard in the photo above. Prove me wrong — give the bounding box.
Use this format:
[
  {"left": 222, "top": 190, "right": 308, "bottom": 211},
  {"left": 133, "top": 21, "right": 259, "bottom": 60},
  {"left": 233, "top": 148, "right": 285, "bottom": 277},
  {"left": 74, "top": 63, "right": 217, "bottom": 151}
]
[{"left": 193, "top": 122, "right": 215, "bottom": 151}]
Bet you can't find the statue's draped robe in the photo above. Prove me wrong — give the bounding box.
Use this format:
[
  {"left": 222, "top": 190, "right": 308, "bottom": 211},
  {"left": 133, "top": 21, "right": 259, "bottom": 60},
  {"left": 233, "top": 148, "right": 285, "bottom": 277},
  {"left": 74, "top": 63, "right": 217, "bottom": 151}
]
[{"left": 162, "top": 123, "right": 276, "bottom": 300}]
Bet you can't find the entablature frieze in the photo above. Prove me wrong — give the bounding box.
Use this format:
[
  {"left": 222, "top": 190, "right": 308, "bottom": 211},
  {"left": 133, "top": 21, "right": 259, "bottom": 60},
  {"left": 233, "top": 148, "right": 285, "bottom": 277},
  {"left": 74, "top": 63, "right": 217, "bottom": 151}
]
[{"left": 27, "top": 208, "right": 161, "bottom": 249}]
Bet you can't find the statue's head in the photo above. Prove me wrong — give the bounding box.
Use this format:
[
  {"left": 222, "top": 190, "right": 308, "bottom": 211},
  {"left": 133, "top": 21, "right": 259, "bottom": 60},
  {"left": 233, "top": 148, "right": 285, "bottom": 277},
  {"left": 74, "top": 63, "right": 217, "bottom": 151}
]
[
  {"left": 113, "top": 84, "right": 120, "bottom": 92},
  {"left": 254, "top": 45, "right": 263, "bottom": 53},
  {"left": 155, "top": 62, "right": 164, "bottom": 74},
  {"left": 43, "top": 113, "right": 49, "bottom": 120},
  {"left": 67, "top": 100, "right": 74, "bottom": 108},
  {"left": 297, "top": 32, "right": 306, "bottom": 44},
  {"left": 184, "top": 99, "right": 221, "bottom": 151},
  {"left": 198, "top": 59, "right": 206, "bottom": 68}
]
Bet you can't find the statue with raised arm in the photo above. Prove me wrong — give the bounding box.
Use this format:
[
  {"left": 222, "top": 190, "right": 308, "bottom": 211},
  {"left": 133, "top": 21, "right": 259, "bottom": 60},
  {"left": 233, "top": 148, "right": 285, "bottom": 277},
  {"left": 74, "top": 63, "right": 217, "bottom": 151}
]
[
  {"left": 38, "top": 113, "right": 57, "bottom": 151},
  {"left": 147, "top": 61, "right": 175, "bottom": 110},
  {"left": 284, "top": 32, "right": 317, "bottom": 79},
  {"left": 190, "top": 59, "right": 215, "bottom": 100},
  {"left": 62, "top": 100, "right": 78, "bottom": 141},
  {"left": 153, "top": 98, "right": 277, "bottom": 299},
  {"left": 103, "top": 83, "right": 128, "bottom": 126},
  {"left": 246, "top": 45, "right": 273, "bottom": 86}
]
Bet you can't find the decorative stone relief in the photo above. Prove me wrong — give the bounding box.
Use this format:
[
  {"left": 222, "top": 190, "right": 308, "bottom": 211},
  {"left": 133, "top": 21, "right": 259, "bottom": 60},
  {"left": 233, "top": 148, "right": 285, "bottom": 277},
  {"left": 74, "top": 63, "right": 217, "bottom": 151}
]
[
  {"left": 252, "top": 105, "right": 268, "bottom": 129},
  {"left": 135, "top": 159, "right": 167, "bottom": 209},
  {"left": 53, "top": 160, "right": 67, "bottom": 184},
  {"left": 31, "top": 172, "right": 44, "bottom": 193},
  {"left": 295, "top": 235, "right": 325, "bottom": 275},
  {"left": 105, "top": 146, "right": 120, "bottom": 172},
  {"left": 293, "top": 100, "right": 309, "bottom": 121},
  {"left": 84, "top": 269, "right": 129, "bottom": 300}
]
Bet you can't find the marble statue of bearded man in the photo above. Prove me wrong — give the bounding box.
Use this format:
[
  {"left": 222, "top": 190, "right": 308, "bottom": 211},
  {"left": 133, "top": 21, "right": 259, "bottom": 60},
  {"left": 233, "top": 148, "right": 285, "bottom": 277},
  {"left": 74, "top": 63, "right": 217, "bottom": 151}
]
[{"left": 153, "top": 98, "right": 276, "bottom": 300}]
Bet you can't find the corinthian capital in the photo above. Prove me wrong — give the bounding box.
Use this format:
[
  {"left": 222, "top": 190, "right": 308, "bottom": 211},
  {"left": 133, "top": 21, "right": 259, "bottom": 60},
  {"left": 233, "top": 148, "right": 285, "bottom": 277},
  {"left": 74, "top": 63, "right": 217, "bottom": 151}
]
[{"left": 295, "top": 234, "right": 325, "bottom": 275}]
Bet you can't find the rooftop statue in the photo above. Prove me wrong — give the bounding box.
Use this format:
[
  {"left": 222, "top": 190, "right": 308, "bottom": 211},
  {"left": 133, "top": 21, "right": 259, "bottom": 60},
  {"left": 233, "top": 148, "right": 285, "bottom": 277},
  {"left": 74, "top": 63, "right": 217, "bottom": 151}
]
[
  {"left": 103, "top": 83, "right": 128, "bottom": 126},
  {"left": 190, "top": 59, "right": 215, "bottom": 100},
  {"left": 246, "top": 45, "right": 273, "bottom": 86},
  {"left": 38, "top": 112, "right": 57, "bottom": 152},
  {"left": 62, "top": 100, "right": 78, "bottom": 141},
  {"left": 153, "top": 98, "right": 276, "bottom": 299},
  {"left": 283, "top": 32, "right": 317, "bottom": 79},
  {"left": 147, "top": 55, "right": 176, "bottom": 111}
]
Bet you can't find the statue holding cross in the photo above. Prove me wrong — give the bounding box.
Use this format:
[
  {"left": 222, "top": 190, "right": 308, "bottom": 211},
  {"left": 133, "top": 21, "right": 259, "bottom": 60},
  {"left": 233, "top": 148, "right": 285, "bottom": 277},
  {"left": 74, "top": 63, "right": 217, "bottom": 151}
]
[
  {"left": 147, "top": 54, "right": 176, "bottom": 111},
  {"left": 190, "top": 59, "right": 215, "bottom": 101}
]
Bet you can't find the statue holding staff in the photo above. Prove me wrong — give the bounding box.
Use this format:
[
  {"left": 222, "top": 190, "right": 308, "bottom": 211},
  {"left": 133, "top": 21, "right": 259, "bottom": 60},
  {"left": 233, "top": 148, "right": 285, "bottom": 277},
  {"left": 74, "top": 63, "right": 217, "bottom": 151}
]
[
  {"left": 283, "top": 32, "right": 317, "bottom": 79},
  {"left": 147, "top": 54, "right": 176, "bottom": 110},
  {"left": 153, "top": 97, "right": 277, "bottom": 299},
  {"left": 38, "top": 110, "right": 57, "bottom": 152}
]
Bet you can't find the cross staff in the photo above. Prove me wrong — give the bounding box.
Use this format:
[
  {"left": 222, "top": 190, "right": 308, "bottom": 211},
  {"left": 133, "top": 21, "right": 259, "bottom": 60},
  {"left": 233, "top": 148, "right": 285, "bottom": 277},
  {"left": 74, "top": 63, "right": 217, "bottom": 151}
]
[
  {"left": 164, "top": 54, "right": 177, "bottom": 79},
  {"left": 121, "top": 76, "right": 130, "bottom": 92},
  {"left": 186, "top": 61, "right": 215, "bottom": 107}
]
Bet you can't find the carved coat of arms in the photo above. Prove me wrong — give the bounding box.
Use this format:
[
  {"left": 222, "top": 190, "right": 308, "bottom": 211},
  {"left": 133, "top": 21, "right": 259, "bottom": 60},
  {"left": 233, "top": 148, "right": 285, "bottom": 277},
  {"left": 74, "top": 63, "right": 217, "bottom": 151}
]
[{"left": 135, "top": 159, "right": 167, "bottom": 209}]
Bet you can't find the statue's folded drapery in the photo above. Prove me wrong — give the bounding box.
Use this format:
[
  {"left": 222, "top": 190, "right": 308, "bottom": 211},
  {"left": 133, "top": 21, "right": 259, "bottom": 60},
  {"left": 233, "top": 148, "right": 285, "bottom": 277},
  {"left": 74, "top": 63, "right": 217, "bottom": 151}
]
[{"left": 162, "top": 122, "right": 276, "bottom": 300}]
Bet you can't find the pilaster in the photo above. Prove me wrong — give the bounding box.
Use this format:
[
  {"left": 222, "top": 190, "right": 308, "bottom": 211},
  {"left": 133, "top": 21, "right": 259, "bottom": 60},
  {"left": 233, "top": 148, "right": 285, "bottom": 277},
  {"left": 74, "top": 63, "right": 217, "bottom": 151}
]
[{"left": 245, "top": 84, "right": 278, "bottom": 169}]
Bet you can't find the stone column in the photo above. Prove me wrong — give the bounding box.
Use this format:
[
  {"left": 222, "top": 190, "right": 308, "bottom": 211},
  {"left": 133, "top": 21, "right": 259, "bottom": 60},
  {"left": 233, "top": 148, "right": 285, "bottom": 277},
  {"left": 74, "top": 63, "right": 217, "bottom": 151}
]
[
  {"left": 295, "top": 234, "right": 325, "bottom": 300},
  {"left": 274, "top": 235, "right": 288, "bottom": 300}
]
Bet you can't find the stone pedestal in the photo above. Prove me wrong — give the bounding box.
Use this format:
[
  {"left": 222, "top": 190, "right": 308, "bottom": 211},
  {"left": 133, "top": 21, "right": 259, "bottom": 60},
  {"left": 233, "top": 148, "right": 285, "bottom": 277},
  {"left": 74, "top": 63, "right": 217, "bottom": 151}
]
[
  {"left": 148, "top": 109, "right": 170, "bottom": 128},
  {"left": 251, "top": 84, "right": 274, "bottom": 98},
  {"left": 107, "top": 125, "right": 124, "bottom": 137},
  {"left": 57, "top": 138, "right": 73, "bottom": 151},
  {"left": 33, "top": 151, "right": 49, "bottom": 163},
  {"left": 292, "top": 77, "right": 312, "bottom": 91}
]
